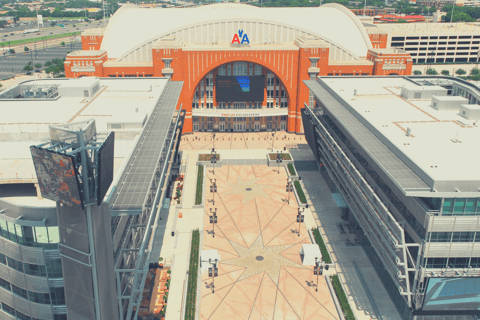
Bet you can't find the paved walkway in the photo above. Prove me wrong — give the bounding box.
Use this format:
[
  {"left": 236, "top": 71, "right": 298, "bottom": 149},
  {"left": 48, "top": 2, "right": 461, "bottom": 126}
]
[{"left": 301, "top": 167, "right": 402, "bottom": 320}]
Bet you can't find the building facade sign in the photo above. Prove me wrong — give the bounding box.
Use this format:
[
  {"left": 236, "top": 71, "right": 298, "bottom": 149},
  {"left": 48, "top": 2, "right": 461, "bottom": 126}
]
[{"left": 231, "top": 30, "right": 250, "bottom": 45}]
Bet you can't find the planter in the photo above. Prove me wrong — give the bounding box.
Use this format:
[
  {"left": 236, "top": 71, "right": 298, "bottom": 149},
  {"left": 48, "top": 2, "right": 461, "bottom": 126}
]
[
  {"left": 292, "top": 179, "right": 308, "bottom": 208},
  {"left": 267, "top": 152, "right": 293, "bottom": 167},
  {"left": 194, "top": 165, "right": 205, "bottom": 207},
  {"left": 285, "top": 163, "right": 299, "bottom": 179},
  {"left": 196, "top": 153, "right": 222, "bottom": 168}
]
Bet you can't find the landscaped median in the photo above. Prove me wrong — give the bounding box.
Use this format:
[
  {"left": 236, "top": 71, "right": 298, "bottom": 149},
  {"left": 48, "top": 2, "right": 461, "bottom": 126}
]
[
  {"left": 195, "top": 165, "right": 204, "bottom": 206},
  {"left": 311, "top": 228, "right": 332, "bottom": 264},
  {"left": 185, "top": 229, "right": 200, "bottom": 320},
  {"left": 294, "top": 180, "right": 307, "bottom": 204},
  {"left": 287, "top": 163, "right": 296, "bottom": 176},
  {"left": 331, "top": 275, "right": 356, "bottom": 320},
  {"left": 0, "top": 31, "right": 81, "bottom": 48}
]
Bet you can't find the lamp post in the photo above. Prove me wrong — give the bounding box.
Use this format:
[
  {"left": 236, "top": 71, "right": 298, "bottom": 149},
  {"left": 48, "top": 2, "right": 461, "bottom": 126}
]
[
  {"left": 210, "top": 150, "right": 217, "bottom": 175},
  {"left": 209, "top": 208, "right": 217, "bottom": 238},
  {"left": 271, "top": 129, "right": 277, "bottom": 151},
  {"left": 210, "top": 178, "right": 217, "bottom": 205},
  {"left": 208, "top": 258, "right": 218, "bottom": 293},
  {"left": 296, "top": 208, "right": 305, "bottom": 237},
  {"left": 212, "top": 133, "right": 216, "bottom": 152},
  {"left": 314, "top": 257, "right": 322, "bottom": 292},
  {"left": 427, "top": 46, "right": 436, "bottom": 73},
  {"left": 286, "top": 177, "right": 293, "bottom": 204},
  {"left": 476, "top": 49, "right": 480, "bottom": 69},
  {"left": 276, "top": 150, "right": 282, "bottom": 175}
]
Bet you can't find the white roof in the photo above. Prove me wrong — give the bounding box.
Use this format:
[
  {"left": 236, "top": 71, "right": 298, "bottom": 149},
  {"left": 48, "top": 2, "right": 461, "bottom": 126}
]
[
  {"left": 101, "top": 3, "right": 371, "bottom": 59},
  {"left": 323, "top": 77, "right": 480, "bottom": 183}
]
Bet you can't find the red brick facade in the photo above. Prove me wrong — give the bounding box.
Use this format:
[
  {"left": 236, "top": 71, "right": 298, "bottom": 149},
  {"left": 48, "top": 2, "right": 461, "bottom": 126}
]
[{"left": 65, "top": 33, "right": 412, "bottom": 134}]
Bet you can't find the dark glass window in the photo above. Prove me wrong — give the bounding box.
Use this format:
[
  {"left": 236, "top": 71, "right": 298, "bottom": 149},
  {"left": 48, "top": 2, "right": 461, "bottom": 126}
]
[
  {"left": 28, "top": 291, "right": 51, "bottom": 305},
  {"left": 7, "top": 257, "right": 24, "bottom": 272},
  {"left": 0, "top": 253, "right": 6, "bottom": 265},
  {"left": 12, "top": 284, "right": 28, "bottom": 299},
  {"left": 50, "top": 287, "right": 66, "bottom": 305},
  {"left": 2, "top": 302, "right": 15, "bottom": 316},
  {"left": 0, "top": 277, "right": 10, "bottom": 291},
  {"left": 54, "top": 315, "right": 68, "bottom": 320},
  {"left": 16, "top": 310, "right": 32, "bottom": 320},
  {"left": 46, "top": 259, "right": 63, "bottom": 278},
  {"left": 23, "top": 263, "right": 47, "bottom": 277}
]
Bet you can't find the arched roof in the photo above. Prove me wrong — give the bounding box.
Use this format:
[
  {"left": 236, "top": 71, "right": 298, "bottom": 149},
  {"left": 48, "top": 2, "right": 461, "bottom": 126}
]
[{"left": 101, "top": 3, "right": 372, "bottom": 60}]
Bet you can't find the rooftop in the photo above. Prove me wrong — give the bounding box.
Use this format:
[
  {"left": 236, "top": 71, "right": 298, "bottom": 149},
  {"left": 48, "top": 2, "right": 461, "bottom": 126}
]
[
  {"left": 309, "top": 76, "right": 480, "bottom": 195},
  {"left": 373, "top": 22, "right": 480, "bottom": 35}
]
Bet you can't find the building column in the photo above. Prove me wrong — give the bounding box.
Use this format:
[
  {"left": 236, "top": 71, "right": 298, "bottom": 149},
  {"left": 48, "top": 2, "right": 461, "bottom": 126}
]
[{"left": 34, "top": 183, "right": 43, "bottom": 200}]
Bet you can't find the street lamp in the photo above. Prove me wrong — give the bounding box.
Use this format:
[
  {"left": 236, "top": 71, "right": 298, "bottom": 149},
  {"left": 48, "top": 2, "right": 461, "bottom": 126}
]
[
  {"left": 210, "top": 150, "right": 217, "bottom": 175},
  {"left": 212, "top": 133, "right": 216, "bottom": 152},
  {"left": 314, "top": 257, "right": 322, "bottom": 292},
  {"left": 427, "top": 46, "right": 436, "bottom": 73},
  {"left": 276, "top": 150, "right": 283, "bottom": 175},
  {"left": 208, "top": 258, "right": 218, "bottom": 293},
  {"left": 271, "top": 129, "right": 277, "bottom": 151},
  {"left": 296, "top": 208, "right": 305, "bottom": 237},
  {"left": 286, "top": 178, "right": 293, "bottom": 204},
  {"left": 210, "top": 178, "right": 217, "bottom": 205},
  {"left": 209, "top": 208, "right": 217, "bottom": 238}
]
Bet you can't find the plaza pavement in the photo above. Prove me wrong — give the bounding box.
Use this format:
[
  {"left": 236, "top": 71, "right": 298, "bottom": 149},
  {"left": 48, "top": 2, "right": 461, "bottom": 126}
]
[{"left": 153, "top": 132, "right": 402, "bottom": 320}]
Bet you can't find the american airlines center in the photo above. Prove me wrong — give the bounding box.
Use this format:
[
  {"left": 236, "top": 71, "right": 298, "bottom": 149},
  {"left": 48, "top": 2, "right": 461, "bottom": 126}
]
[{"left": 67, "top": 3, "right": 412, "bottom": 134}]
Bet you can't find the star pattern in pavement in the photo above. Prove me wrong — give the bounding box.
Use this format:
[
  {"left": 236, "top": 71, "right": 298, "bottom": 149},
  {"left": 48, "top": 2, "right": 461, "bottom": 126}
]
[
  {"left": 224, "top": 176, "right": 273, "bottom": 204},
  {"left": 221, "top": 234, "right": 306, "bottom": 285}
]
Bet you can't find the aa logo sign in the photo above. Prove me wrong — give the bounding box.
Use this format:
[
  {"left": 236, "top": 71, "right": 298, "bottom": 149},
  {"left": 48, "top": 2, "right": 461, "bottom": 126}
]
[{"left": 231, "top": 30, "right": 250, "bottom": 44}]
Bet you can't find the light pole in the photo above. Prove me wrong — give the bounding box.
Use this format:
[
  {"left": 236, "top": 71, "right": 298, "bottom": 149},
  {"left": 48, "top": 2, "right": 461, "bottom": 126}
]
[
  {"left": 210, "top": 178, "right": 217, "bottom": 205},
  {"left": 276, "top": 150, "right": 282, "bottom": 174},
  {"left": 476, "top": 49, "right": 480, "bottom": 69},
  {"left": 271, "top": 129, "right": 276, "bottom": 151},
  {"left": 286, "top": 178, "right": 293, "bottom": 204},
  {"left": 314, "top": 257, "right": 322, "bottom": 292},
  {"left": 209, "top": 208, "right": 217, "bottom": 238},
  {"left": 212, "top": 133, "right": 216, "bottom": 152},
  {"left": 208, "top": 258, "right": 218, "bottom": 293},
  {"left": 210, "top": 150, "right": 217, "bottom": 175},
  {"left": 296, "top": 208, "right": 304, "bottom": 237},
  {"left": 427, "top": 46, "right": 436, "bottom": 73}
]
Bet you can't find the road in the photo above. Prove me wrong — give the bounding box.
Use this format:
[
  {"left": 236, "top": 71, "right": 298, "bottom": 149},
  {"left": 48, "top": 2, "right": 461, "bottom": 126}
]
[
  {"left": 0, "top": 20, "right": 105, "bottom": 44},
  {"left": 0, "top": 42, "right": 80, "bottom": 79}
]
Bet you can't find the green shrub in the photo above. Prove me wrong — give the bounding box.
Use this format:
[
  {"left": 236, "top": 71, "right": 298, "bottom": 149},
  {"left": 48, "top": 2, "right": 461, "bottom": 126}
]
[
  {"left": 287, "top": 163, "right": 296, "bottom": 176},
  {"left": 331, "top": 275, "right": 356, "bottom": 320},
  {"left": 195, "top": 165, "right": 203, "bottom": 205},
  {"left": 185, "top": 229, "right": 200, "bottom": 320},
  {"left": 311, "top": 228, "right": 332, "bottom": 264},
  {"left": 294, "top": 180, "right": 306, "bottom": 204}
]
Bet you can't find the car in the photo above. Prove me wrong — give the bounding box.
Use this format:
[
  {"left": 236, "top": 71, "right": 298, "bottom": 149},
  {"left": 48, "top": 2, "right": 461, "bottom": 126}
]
[
  {"left": 49, "top": 32, "right": 53, "bottom": 34},
  {"left": 10, "top": 33, "right": 14, "bottom": 35},
  {"left": 2, "top": 35, "right": 6, "bottom": 37}
]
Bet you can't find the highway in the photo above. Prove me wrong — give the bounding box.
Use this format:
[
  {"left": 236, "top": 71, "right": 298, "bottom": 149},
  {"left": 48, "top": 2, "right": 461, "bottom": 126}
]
[{"left": 0, "top": 20, "right": 105, "bottom": 44}]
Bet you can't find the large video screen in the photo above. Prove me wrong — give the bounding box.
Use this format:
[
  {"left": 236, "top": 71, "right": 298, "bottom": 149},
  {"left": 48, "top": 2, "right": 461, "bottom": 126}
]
[
  {"left": 30, "top": 146, "right": 84, "bottom": 209},
  {"left": 422, "top": 277, "right": 480, "bottom": 311},
  {"left": 216, "top": 75, "right": 265, "bottom": 102},
  {"left": 97, "top": 132, "right": 115, "bottom": 205}
]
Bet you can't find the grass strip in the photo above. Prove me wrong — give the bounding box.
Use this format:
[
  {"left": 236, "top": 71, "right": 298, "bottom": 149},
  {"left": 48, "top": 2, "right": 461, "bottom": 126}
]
[
  {"left": 311, "top": 228, "right": 332, "bottom": 264},
  {"left": 195, "top": 165, "right": 203, "bottom": 205},
  {"left": 0, "top": 31, "right": 81, "bottom": 48},
  {"left": 331, "top": 275, "right": 356, "bottom": 320},
  {"left": 287, "top": 163, "right": 296, "bottom": 176},
  {"left": 185, "top": 229, "right": 200, "bottom": 320},
  {"left": 294, "top": 180, "right": 307, "bottom": 204},
  {"left": 268, "top": 153, "right": 292, "bottom": 160}
]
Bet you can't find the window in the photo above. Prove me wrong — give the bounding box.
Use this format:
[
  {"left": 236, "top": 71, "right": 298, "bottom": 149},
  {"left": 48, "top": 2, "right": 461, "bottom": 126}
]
[
  {"left": 227, "top": 64, "right": 231, "bottom": 75},
  {"left": 281, "top": 115, "right": 287, "bottom": 121},
  {"left": 7, "top": 257, "right": 24, "bottom": 272},
  {"left": 0, "top": 277, "right": 10, "bottom": 291},
  {"left": 16, "top": 310, "right": 32, "bottom": 320},
  {"left": 193, "top": 117, "right": 199, "bottom": 122},
  {"left": 454, "top": 198, "right": 466, "bottom": 214},
  {"left": 0, "top": 253, "right": 5, "bottom": 265},
  {"left": 54, "top": 315, "right": 68, "bottom": 320},
  {"left": 2, "top": 303, "right": 15, "bottom": 316},
  {"left": 218, "top": 65, "right": 226, "bottom": 75},
  {"left": 50, "top": 287, "right": 66, "bottom": 305},
  {"left": 164, "top": 60, "right": 171, "bottom": 68},
  {"left": 311, "top": 59, "right": 317, "bottom": 68},
  {"left": 46, "top": 259, "right": 63, "bottom": 278},
  {"left": 249, "top": 63, "right": 253, "bottom": 75},
  {"left": 233, "top": 62, "right": 247, "bottom": 75},
  {"left": 254, "top": 65, "right": 262, "bottom": 75},
  {"left": 12, "top": 284, "right": 28, "bottom": 299},
  {"left": 442, "top": 198, "right": 454, "bottom": 214},
  {"left": 23, "top": 262, "right": 47, "bottom": 277}
]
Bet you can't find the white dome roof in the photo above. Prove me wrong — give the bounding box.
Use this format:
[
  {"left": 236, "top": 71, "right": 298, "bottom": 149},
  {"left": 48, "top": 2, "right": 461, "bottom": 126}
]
[{"left": 101, "top": 3, "right": 372, "bottom": 60}]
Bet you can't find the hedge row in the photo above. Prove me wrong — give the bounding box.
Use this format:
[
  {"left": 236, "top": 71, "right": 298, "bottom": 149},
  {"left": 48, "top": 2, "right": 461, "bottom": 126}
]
[
  {"left": 331, "top": 275, "right": 356, "bottom": 320},
  {"left": 195, "top": 165, "right": 203, "bottom": 205},
  {"left": 268, "top": 153, "right": 292, "bottom": 160},
  {"left": 287, "top": 163, "right": 296, "bottom": 176},
  {"left": 294, "top": 180, "right": 307, "bottom": 204},
  {"left": 311, "top": 228, "right": 332, "bottom": 264},
  {"left": 185, "top": 229, "right": 200, "bottom": 320}
]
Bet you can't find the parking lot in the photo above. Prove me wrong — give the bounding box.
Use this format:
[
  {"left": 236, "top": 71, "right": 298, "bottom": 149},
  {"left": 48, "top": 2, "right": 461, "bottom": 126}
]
[{"left": 0, "top": 42, "right": 80, "bottom": 79}]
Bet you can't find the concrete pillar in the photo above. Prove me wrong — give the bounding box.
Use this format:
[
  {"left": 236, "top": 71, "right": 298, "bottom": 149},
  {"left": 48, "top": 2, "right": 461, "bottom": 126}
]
[{"left": 34, "top": 183, "right": 43, "bottom": 200}]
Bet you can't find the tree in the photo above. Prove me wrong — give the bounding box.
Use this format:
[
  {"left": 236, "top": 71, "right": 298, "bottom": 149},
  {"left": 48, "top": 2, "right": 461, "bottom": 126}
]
[
  {"left": 9, "top": 49, "right": 15, "bottom": 54},
  {"left": 470, "top": 74, "right": 480, "bottom": 81},
  {"left": 60, "top": 41, "right": 65, "bottom": 46},
  {"left": 34, "top": 63, "right": 42, "bottom": 71},
  {"left": 396, "top": 19, "right": 408, "bottom": 23},
  {"left": 413, "top": 70, "right": 422, "bottom": 75},
  {"left": 44, "top": 61, "right": 52, "bottom": 67},
  {"left": 24, "top": 46, "right": 29, "bottom": 52},
  {"left": 471, "top": 68, "right": 480, "bottom": 75},
  {"left": 456, "top": 69, "right": 467, "bottom": 76},
  {"left": 23, "top": 64, "right": 33, "bottom": 72},
  {"left": 426, "top": 68, "right": 438, "bottom": 75},
  {"left": 50, "top": 21, "right": 57, "bottom": 27},
  {"left": 429, "top": 5, "right": 437, "bottom": 14},
  {"left": 441, "top": 70, "right": 450, "bottom": 76}
]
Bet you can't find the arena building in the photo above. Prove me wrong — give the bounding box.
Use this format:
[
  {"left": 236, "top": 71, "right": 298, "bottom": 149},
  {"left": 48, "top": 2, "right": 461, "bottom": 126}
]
[{"left": 66, "top": 3, "right": 413, "bottom": 134}]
